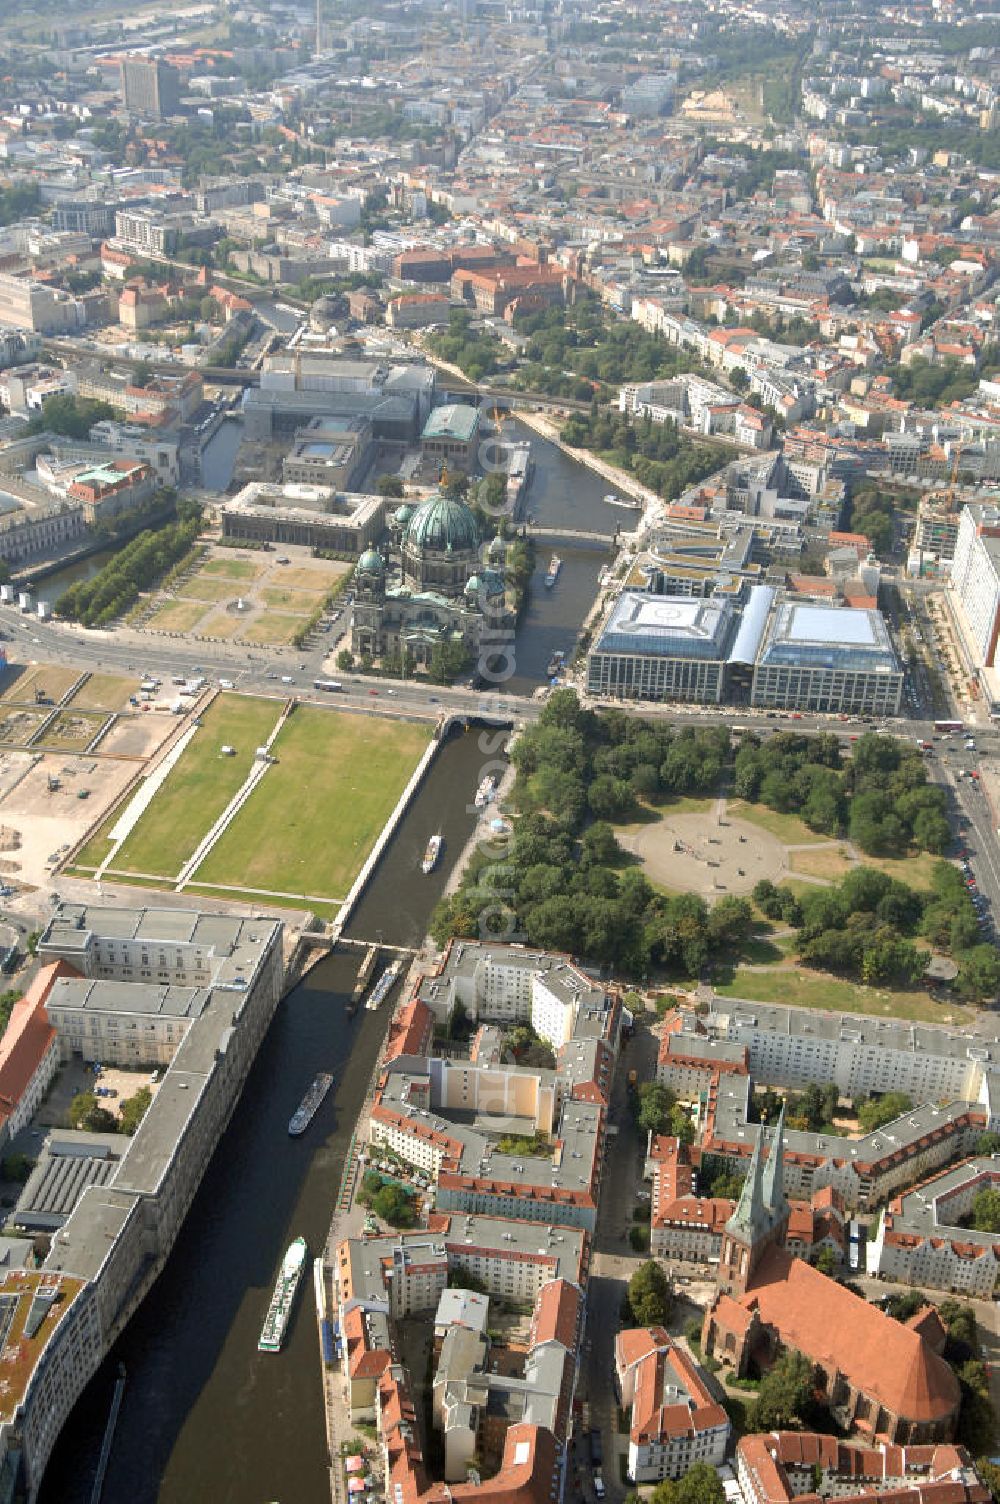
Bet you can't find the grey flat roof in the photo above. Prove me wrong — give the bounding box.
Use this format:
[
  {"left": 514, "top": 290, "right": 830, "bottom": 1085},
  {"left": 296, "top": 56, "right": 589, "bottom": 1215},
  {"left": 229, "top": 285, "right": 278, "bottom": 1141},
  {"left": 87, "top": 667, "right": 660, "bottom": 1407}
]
[
  {"left": 47, "top": 977, "right": 207, "bottom": 1019},
  {"left": 716, "top": 1001, "right": 1000, "bottom": 1063},
  {"left": 15, "top": 1139, "right": 128, "bottom": 1230},
  {"left": 44, "top": 1188, "right": 140, "bottom": 1283},
  {"left": 593, "top": 591, "right": 738, "bottom": 661},
  {"left": 890, "top": 1154, "right": 1000, "bottom": 1250}
]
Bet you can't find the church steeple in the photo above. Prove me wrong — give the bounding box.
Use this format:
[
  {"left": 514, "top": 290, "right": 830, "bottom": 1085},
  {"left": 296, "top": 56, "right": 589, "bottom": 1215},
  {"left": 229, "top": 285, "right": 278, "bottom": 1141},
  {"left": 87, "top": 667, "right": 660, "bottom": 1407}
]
[
  {"left": 726, "top": 1127, "right": 767, "bottom": 1244},
  {"left": 717, "top": 1112, "right": 792, "bottom": 1297},
  {"left": 762, "top": 1103, "right": 790, "bottom": 1220}
]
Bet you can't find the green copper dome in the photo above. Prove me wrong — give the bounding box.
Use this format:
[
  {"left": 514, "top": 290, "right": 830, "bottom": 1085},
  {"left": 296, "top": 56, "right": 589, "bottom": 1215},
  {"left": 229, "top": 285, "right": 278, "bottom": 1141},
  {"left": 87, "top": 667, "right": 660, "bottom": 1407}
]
[
  {"left": 394, "top": 503, "right": 414, "bottom": 527},
  {"left": 358, "top": 547, "right": 385, "bottom": 574},
  {"left": 405, "top": 493, "right": 479, "bottom": 554}
]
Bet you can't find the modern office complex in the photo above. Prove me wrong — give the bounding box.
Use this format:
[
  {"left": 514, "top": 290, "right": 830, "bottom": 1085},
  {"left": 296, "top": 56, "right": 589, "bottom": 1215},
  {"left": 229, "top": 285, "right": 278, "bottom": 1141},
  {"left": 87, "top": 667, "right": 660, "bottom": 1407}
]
[
  {"left": 587, "top": 585, "right": 903, "bottom": 713},
  {"left": 586, "top": 592, "right": 739, "bottom": 702},
  {"left": 750, "top": 600, "right": 903, "bottom": 714}
]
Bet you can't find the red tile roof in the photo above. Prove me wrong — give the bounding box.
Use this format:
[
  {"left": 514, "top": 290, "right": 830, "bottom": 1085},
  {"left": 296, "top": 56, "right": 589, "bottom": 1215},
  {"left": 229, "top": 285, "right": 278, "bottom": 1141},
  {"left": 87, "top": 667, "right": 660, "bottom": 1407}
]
[
  {"left": 0, "top": 961, "right": 74, "bottom": 1125},
  {"left": 744, "top": 1248, "right": 960, "bottom": 1424},
  {"left": 529, "top": 1279, "right": 581, "bottom": 1352}
]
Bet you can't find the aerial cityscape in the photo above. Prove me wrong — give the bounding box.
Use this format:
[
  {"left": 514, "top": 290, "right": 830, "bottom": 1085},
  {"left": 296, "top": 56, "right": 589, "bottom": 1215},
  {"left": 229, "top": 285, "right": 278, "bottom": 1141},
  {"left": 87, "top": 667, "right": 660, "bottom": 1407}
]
[{"left": 0, "top": 0, "right": 996, "bottom": 1501}]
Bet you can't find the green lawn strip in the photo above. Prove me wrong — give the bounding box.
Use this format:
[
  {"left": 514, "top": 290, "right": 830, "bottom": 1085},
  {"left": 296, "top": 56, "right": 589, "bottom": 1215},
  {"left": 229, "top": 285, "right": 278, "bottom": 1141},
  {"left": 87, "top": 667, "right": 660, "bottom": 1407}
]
[
  {"left": 67, "top": 673, "right": 135, "bottom": 711},
  {"left": 147, "top": 600, "right": 211, "bottom": 633},
  {"left": 860, "top": 850, "right": 941, "bottom": 892},
  {"left": 192, "top": 707, "right": 430, "bottom": 899},
  {"left": 184, "top": 885, "right": 340, "bottom": 919},
  {"left": 714, "top": 964, "right": 967, "bottom": 1024},
  {"left": 74, "top": 694, "right": 280, "bottom": 875}
]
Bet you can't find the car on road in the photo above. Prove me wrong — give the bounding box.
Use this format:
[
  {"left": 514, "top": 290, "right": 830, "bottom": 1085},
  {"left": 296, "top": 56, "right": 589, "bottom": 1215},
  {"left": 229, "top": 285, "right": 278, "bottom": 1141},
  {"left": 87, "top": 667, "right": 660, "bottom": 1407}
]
[
  {"left": 369, "top": 689, "right": 379, "bottom": 696},
  {"left": 280, "top": 675, "right": 293, "bottom": 685}
]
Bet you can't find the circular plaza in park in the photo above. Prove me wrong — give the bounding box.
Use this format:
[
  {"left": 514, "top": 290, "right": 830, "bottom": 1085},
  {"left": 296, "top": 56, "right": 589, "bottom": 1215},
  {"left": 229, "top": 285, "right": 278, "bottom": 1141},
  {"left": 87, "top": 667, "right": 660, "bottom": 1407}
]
[{"left": 617, "top": 804, "right": 788, "bottom": 898}]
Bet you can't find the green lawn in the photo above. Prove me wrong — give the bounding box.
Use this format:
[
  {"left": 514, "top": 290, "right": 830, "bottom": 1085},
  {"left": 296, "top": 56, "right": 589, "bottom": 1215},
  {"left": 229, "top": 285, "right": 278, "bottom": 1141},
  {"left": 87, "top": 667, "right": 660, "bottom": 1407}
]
[
  {"left": 714, "top": 964, "right": 969, "bottom": 1025},
  {"left": 242, "top": 613, "right": 303, "bottom": 645},
  {"left": 185, "top": 885, "right": 340, "bottom": 918},
  {"left": 200, "top": 558, "right": 263, "bottom": 581},
  {"left": 615, "top": 794, "right": 716, "bottom": 833},
  {"left": 191, "top": 707, "right": 431, "bottom": 900},
  {"left": 75, "top": 694, "right": 281, "bottom": 876},
  {"left": 727, "top": 801, "right": 827, "bottom": 846}
]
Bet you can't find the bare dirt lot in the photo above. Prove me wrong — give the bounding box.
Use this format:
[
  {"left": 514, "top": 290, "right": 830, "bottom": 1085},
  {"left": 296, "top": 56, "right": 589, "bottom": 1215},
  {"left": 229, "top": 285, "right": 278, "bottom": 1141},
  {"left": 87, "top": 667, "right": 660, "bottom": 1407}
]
[
  {"left": 617, "top": 804, "right": 788, "bottom": 898},
  {"left": 0, "top": 755, "right": 140, "bottom": 886},
  {"left": 96, "top": 710, "right": 179, "bottom": 760}
]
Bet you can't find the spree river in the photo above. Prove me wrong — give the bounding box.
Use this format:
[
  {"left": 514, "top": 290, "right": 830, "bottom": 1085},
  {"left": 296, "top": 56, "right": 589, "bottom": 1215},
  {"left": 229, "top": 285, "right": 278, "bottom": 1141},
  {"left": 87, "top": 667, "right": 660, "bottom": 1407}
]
[
  {"left": 39, "top": 406, "right": 618, "bottom": 1502},
  {"left": 40, "top": 725, "right": 502, "bottom": 1504}
]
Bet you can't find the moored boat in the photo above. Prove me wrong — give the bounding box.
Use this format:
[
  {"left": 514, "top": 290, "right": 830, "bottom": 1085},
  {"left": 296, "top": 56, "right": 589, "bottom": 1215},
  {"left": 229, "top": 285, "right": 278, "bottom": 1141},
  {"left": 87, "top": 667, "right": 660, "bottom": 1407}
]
[
  {"left": 544, "top": 555, "right": 561, "bottom": 588},
  {"left": 474, "top": 774, "right": 498, "bottom": 808},
  {"left": 422, "top": 834, "right": 443, "bottom": 874},
  {"left": 365, "top": 959, "right": 402, "bottom": 1012},
  {"left": 259, "top": 1236, "right": 307, "bottom": 1352},
  {"left": 288, "top": 1072, "right": 334, "bottom": 1136}
]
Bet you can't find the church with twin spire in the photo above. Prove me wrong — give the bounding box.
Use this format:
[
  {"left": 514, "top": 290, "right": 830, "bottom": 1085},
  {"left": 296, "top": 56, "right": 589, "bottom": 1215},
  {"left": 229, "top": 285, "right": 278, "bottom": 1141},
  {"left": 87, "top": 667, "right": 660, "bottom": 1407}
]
[{"left": 702, "top": 1107, "right": 963, "bottom": 1445}]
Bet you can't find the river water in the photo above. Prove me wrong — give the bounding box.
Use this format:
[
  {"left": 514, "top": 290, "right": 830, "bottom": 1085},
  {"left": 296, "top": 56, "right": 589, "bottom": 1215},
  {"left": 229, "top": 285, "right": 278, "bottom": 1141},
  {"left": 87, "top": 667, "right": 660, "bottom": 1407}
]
[
  {"left": 200, "top": 417, "right": 245, "bottom": 494},
  {"left": 40, "top": 724, "right": 500, "bottom": 1504}
]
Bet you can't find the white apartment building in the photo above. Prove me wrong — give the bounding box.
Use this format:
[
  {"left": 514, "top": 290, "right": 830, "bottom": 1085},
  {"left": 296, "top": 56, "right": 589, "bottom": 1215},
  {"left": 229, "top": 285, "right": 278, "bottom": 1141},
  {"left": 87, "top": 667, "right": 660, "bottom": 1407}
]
[
  {"left": 949, "top": 502, "right": 1000, "bottom": 670},
  {"left": 713, "top": 1004, "right": 990, "bottom": 1106},
  {"left": 867, "top": 1156, "right": 1000, "bottom": 1297},
  {"left": 422, "top": 942, "right": 608, "bottom": 1053}
]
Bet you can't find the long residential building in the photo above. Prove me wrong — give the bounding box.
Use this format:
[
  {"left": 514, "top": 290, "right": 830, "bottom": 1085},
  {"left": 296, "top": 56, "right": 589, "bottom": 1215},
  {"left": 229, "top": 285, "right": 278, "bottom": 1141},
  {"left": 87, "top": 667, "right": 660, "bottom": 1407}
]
[
  {"left": 656, "top": 1006, "right": 1000, "bottom": 1212},
  {"left": 1, "top": 903, "right": 284, "bottom": 1501},
  {"left": 949, "top": 502, "right": 1000, "bottom": 714},
  {"left": 737, "top": 1433, "right": 989, "bottom": 1504},
  {"left": 331, "top": 942, "right": 646, "bottom": 1504}
]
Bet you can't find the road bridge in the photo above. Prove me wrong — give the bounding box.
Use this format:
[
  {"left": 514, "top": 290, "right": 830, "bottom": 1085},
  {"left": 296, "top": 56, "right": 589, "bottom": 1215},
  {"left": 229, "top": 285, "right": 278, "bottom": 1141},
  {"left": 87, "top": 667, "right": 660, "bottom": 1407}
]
[{"left": 523, "top": 524, "right": 635, "bottom": 545}]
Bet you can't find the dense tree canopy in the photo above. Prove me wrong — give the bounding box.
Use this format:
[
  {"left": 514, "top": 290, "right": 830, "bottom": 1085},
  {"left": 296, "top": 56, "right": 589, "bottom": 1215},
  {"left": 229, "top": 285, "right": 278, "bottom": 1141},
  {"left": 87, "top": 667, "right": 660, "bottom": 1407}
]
[
  {"left": 628, "top": 1260, "right": 672, "bottom": 1326},
  {"left": 751, "top": 1350, "right": 817, "bottom": 1430}
]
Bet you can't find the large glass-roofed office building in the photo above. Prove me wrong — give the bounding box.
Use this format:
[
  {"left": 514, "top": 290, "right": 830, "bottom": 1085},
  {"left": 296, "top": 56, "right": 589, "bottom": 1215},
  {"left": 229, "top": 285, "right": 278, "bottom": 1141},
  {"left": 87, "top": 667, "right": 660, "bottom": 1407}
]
[
  {"left": 751, "top": 600, "right": 903, "bottom": 714},
  {"left": 587, "top": 587, "right": 903, "bottom": 713},
  {"left": 586, "top": 592, "right": 740, "bottom": 702}
]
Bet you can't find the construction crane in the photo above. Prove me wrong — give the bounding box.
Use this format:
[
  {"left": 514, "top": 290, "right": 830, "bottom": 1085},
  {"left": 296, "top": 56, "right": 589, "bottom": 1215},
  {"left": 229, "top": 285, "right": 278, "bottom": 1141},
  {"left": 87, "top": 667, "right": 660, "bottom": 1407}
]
[{"left": 944, "top": 442, "right": 966, "bottom": 514}]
